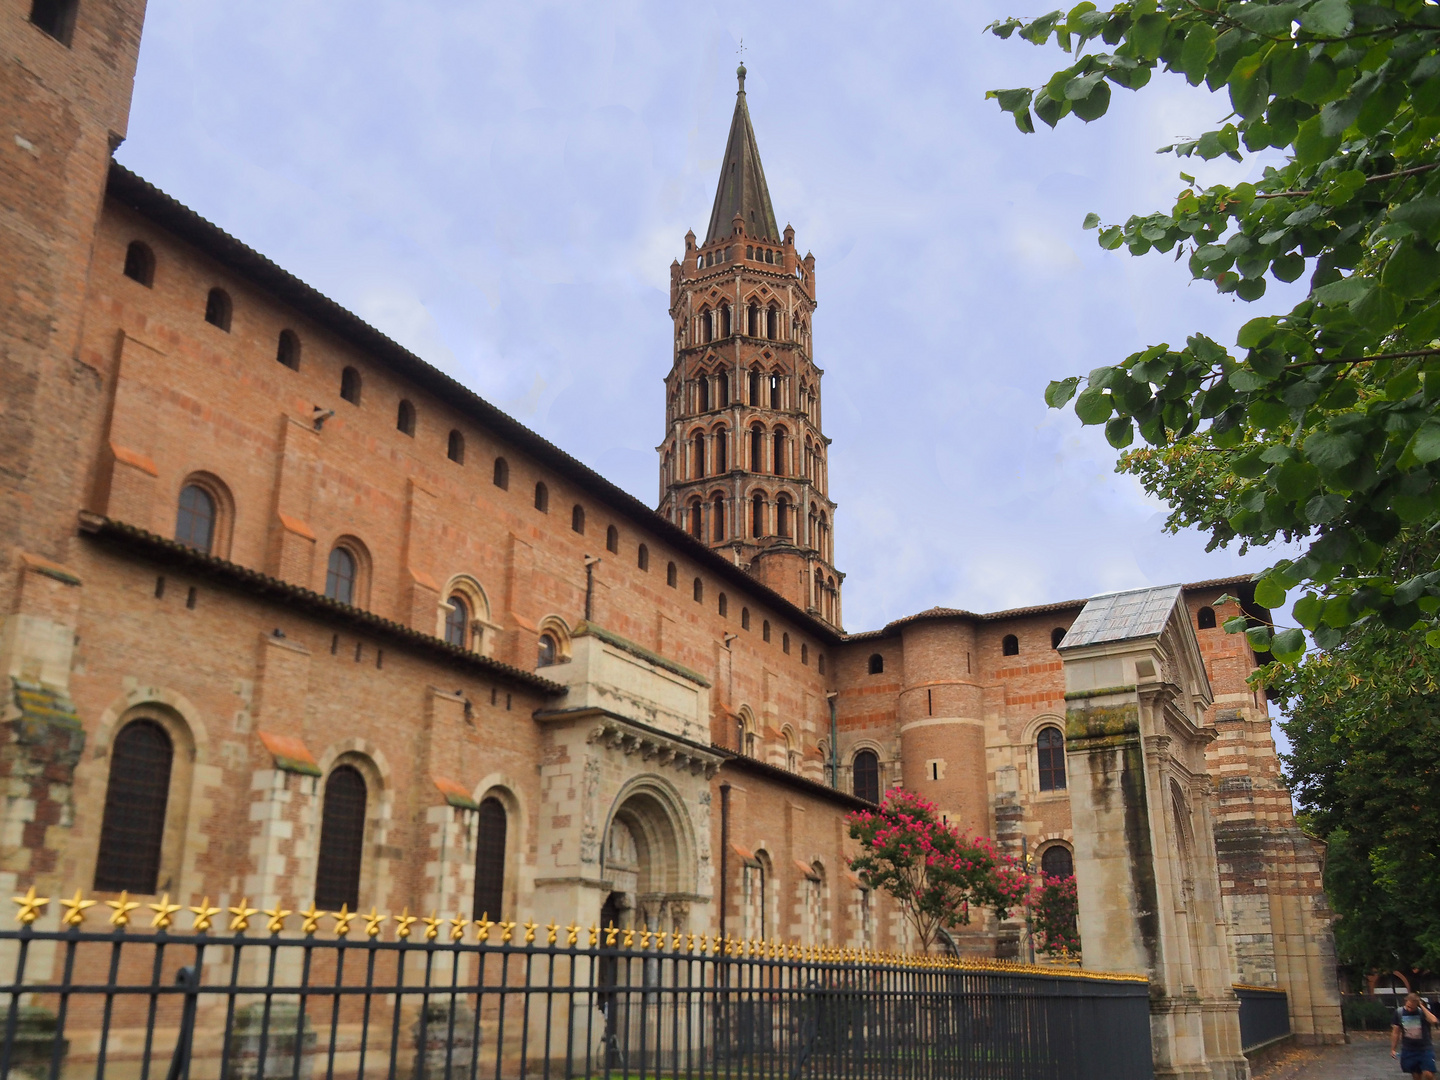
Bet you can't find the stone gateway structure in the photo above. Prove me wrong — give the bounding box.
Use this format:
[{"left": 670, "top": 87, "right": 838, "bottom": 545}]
[{"left": 0, "top": 2, "right": 1339, "bottom": 1076}]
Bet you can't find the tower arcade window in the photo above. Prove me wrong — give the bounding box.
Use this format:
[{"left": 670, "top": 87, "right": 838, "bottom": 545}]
[
  {"left": 534, "top": 482, "right": 549, "bottom": 512},
  {"left": 340, "top": 366, "right": 362, "bottom": 404},
  {"left": 776, "top": 496, "right": 791, "bottom": 537},
  {"left": 29, "top": 0, "right": 79, "bottom": 45},
  {"left": 766, "top": 306, "right": 779, "bottom": 339},
  {"left": 315, "top": 765, "right": 367, "bottom": 911},
  {"left": 277, "top": 329, "right": 301, "bottom": 371},
  {"left": 1051, "top": 627, "right": 1066, "bottom": 649},
  {"left": 747, "top": 304, "right": 760, "bottom": 337},
  {"left": 772, "top": 429, "right": 787, "bottom": 475},
  {"left": 445, "top": 595, "right": 470, "bottom": 648},
  {"left": 1198, "top": 606, "right": 1217, "bottom": 630},
  {"left": 123, "top": 241, "right": 155, "bottom": 286},
  {"left": 868, "top": 653, "right": 884, "bottom": 675},
  {"left": 770, "top": 375, "right": 782, "bottom": 409},
  {"left": 571, "top": 505, "right": 585, "bottom": 534},
  {"left": 204, "top": 288, "right": 232, "bottom": 331},
  {"left": 719, "top": 304, "right": 731, "bottom": 338},
  {"left": 692, "top": 430, "right": 706, "bottom": 477},
  {"left": 752, "top": 492, "right": 765, "bottom": 537},
  {"left": 175, "top": 484, "right": 217, "bottom": 554},
  {"left": 473, "top": 797, "right": 508, "bottom": 920},
  {"left": 1037, "top": 728, "right": 1067, "bottom": 792},
  {"left": 493, "top": 458, "right": 510, "bottom": 489},
  {"left": 1040, "top": 844, "right": 1074, "bottom": 879},
  {"left": 689, "top": 500, "right": 703, "bottom": 538},
  {"left": 750, "top": 425, "right": 765, "bottom": 471},
  {"left": 749, "top": 368, "right": 762, "bottom": 404},
  {"left": 714, "top": 427, "right": 728, "bottom": 473},
  {"left": 93, "top": 720, "right": 173, "bottom": 893},
  {"left": 852, "top": 749, "right": 880, "bottom": 804},
  {"left": 713, "top": 493, "right": 726, "bottom": 540},
  {"left": 1002, "top": 634, "right": 1019, "bottom": 656},
  {"left": 698, "top": 377, "right": 710, "bottom": 412},
  {"left": 448, "top": 430, "right": 465, "bottom": 464},
  {"left": 325, "top": 546, "right": 358, "bottom": 606},
  {"left": 606, "top": 525, "right": 619, "bottom": 554}
]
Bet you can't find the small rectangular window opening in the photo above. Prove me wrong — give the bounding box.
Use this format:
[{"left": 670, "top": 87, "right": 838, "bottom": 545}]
[
  {"left": 185, "top": 586, "right": 197, "bottom": 609},
  {"left": 927, "top": 688, "right": 933, "bottom": 716},
  {"left": 506, "top": 694, "right": 512, "bottom": 711},
  {"left": 331, "top": 634, "right": 339, "bottom": 655},
  {"left": 376, "top": 649, "right": 383, "bottom": 669},
  {"left": 491, "top": 688, "right": 498, "bottom": 706},
  {"left": 154, "top": 576, "right": 165, "bottom": 599},
  {"left": 29, "top": 0, "right": 78, "bottom": 45},
  {"left": 354, "top": 642, "right": 363, "bottom": 663}
]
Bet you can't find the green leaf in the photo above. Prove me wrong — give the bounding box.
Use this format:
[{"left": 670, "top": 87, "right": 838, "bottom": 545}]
[
  {"left": 1269, "top": 46, "right": 1311, "bottom": 97},
  {"left": 1223, "top": 614, "right": 1249, "bottom": 634},
  {"left": 1295, "top": 114, "right": 1342, "bottom": 166},
  {"left": 1097, "top": 225, "right": 1125, "bottom": 249},
  {"left": 1245, "top": 624, "right": 1274, "bottom": 651},
  {"left": 1407, "top": 422, "right": 1440, "bottom": 464},
  {"left": 1381, "top": 240, "right": 1440, "bottom": 300},
  {"left": 1034, "top": 89, "right": 1070, "bottom": 128},
  {"left": 1105, "top": 415, "right": 1135, "bottom": 447},
  {"left": 1129, "top": 12, "right": 1168, "bottom": 60},
  {"left": 1237, "top": 317, "right": 1277, "bottom": 349},
  {"left": 1074, "top": 387, "right": 1114, "bottom": 424},
  {"left": 1293, "top": 592, "right": 1324, "bottom": 629},
  {"left": 1180, "top": 24, "right": 1217, "bottom": 83},
  {"left": 1310, "top": 274, "right": 1372, "bottom": 306},
  {"left": 1390, "top": 198, "right": 1440, "bottom": 244},
  {"left": 1269, "top": 627, "right": 1307, "bottom": 662},
  {"left": 1045, "top": 376, "right": 1080, "bottom": 408},
  {"left": 1254, "top": 574, "right": 1288, "bottom": 609},
  {"left": 1082, "top": 211, "right": 1101, "bottom": 230},
  {"left": 1070, "top": 77, "right": 1112, "bottom": 122},
  {"left": 1229, "top": 367, "right": 1276, "bottom": 391},
  {"left": 1305, "top": 493, "right": 1347, "bottom": 524},
  {"left": 1230, "top": 3, "right": 1301, "bottom": 34},
  {"left": 1305, "top": 429, "right": 1364, "bottom": 471},
  {"left": 1298, "top": 0, "right": 1352, "bottom": 36}
]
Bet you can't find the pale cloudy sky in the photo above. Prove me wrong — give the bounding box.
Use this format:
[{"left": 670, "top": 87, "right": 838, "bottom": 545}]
[{"left": 117, "top": 0, "right": 1306, "bottom": 638}]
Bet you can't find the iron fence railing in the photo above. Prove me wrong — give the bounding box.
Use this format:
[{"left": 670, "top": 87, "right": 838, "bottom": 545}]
[
  {"left": 1234, "top": 984, "right": 1290, "bottom": 1052},
  {"left": 0, "top": 889, "right": 1153, "bottom": 1080}
]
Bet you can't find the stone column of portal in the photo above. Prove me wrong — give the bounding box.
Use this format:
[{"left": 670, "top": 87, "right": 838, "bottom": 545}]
[{"left": 896, "top": 619, "right": 988, "bottom": 847}]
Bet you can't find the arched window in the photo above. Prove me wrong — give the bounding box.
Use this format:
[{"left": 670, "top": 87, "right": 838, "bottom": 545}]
[
  {"left": 750, "top": 425, "right": 765, "bottom": 471},
  {"left": 325, "top": 546, "right": 357, "bottom": 605},
  {"left": 473, "top": 797, "right": 507, "bottom": 920},
  {"left": 766, "top": 306, "right": 779, "bottom": 339},
  {"left": 718, "top": 373, "right": 730, "bottom": 407},
  {"left": 712, "top": 493, "right": 726, "bottom": 540},
  {"left": 801, "top": 643, "right": 809, "bottom": 665},
  {"left": 762, "top": 620, "right": 771, "bottom": 643},
  {"left": 719, "top": 592, "right": 728, "bottom": 617},
  {"left": 697, "top": 377, "right": 710, "bottom": 412},
  {"left": 534, "top": 482, "right": 549, "bottom": 512},
  {"left": 315, "top": 765, "right": 367, "bottom": 911},
  {"left": 447, "top": 430, "right": 465, "bottom": 464},
  {"left": 692, "top": 430, "right": 706, "bottom": 477},
  {"left": 782, "top": 632, "right": 791, "bottom": 655},
  {"left": 852, "top": 749, "right": 880, "bottom": 804},
  {"left": 687, "top": 499, "right": 702, "bottom": 538},
  {"left": 638, "top": 543, "right": 650, "bottom": 571},
  {"left": 340, "top": 366, "right": 362, "bottom": 405},
  {"left": 747, "top": 304, "right": 760, "bottom": 337},
  {"left": 776, "top": 496, "right": 791, "bottom": 537},
  {"left": 1198, "top": 606, "right": 1217, "bottom": 630},
  {"left": 93, "top": 720, "right": 173, "bottom": 893},
  {"left": 693, "top": 577, "right": 704, "bottom": 603},
  {"left": 606, "top": 525, "right": 619, "bottom": 554},
  {"left": 773, "top": 429, "right": 787, "bottom": 475},
  {"left": 1037, "top": 728, "right": 1067, "bottom": 792},
  {"left": 538, "top": 633, "right": 558, "bottom": 667},
  {"left": 714, "top": 427, "right": 728, "bottom": 473},
  {"left": 1051, "top": 627, "right": 1066, "bottom": 649},
  {"left": 666, "top": 562, "right": 678, "bottom": 587},
  {"left": 1002, "top": 634, "right": 1019, "bottom": 656},
  {"left": 749, "top": 367, "right": 762, "bottom": 404},
  {"left": 30, "top": 0, "right": 79, "bottom": 45},
  {"left": 784, "top": 729, "right": 799, "bottom": 772},
  {"left": 818, "top": 654, "right": 826, "bottom": 674},
  {"left": 701, "top": 307, "right": 713, "bottom": 343},
  {"left": 1041, "top": 845, "right": 1074, "bottom": 879},
  {"left": 123, "top": 241, "right": 155, "bottom": 287},
  {"left": 175, "top": 484, "right": 216, "bottom": 553},
  {"left": 769, "top": 375, "right": 782, "bottom": 410},
  {"left": 445, "top": 594, "right": 470, "bottom": 648},
  {"left": 204, "top": 287, "right": 231, "bottom": 331},
  {"left": 719, "top": 304, "right": 732, "bottom": 338},
  {"left": 493, "top": 457, "right": 510, "bottom": 489},
  {"left": 752, "top": 492, "right": 765, "bottom": 537},
  {"left": 276, "top": 329, "right": 301, "bottom": 371},
  {"left": 395, "top": 400, "right": 415, "bottom": 436},
  {"left": 741, "top": 607, "right": 750, "bottom": 630},
  {"left": 571, "top": 505, "right": 585, "bottom": 534},
  {"left": 868, "top": 653, "right": 884, "bottom": 675}
]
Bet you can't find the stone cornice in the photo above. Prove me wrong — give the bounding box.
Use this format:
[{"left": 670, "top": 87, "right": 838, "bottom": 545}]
[{"left": 533, "top": 707, "right": 725, "bottom": 778}]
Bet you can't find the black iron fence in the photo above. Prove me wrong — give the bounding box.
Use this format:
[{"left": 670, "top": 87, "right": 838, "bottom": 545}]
[
  {"left": 0, "top": 890, "right": 1153, "bottom": 1080},
  {"left": 1234, "top": 985, "right": 1290, "bottom": 1051}
]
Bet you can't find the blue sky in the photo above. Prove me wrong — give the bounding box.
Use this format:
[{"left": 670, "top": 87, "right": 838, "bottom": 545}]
[{"left": 118, "top": 0, "right": 1306, "bottom": 642}]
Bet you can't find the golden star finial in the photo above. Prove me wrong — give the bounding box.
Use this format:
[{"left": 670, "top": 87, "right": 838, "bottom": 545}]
[
  {"left": 59, "top": 890, "right": 95, "bottom": 928},
  {"left": 566, "top": 923, "right": 580, "bottom": 946},
  {"left": 546, "top": 921, "right": 558, "bottom": 946},
  {"left": 523, "top": 919, "right": 537, "bottom": 945},
  {"left": 475, "top": 914, "right": 493, "bottom": 942},
  {"left": 228, "top": 898, "right": 258, "bottom": 933},
  {"left": 671, "top": 930, "right": 682, "bottom": 951},
  {"left": 264, "top": 905, "right": 291, "bottom": 934},
  {"left": 12, "top": 886, "right": 49, "bottom": 926},
  {"left": 299, "top": 904, "right": 323, "bottom": 935},
  {"left": 686, "top": 933, "right": 697, "bottom": 953},
  {"left": 423, "top": 913, "right": 441, "bottom": 941},
  {"left": 450, "top": 913, "right": 469, "bottom": 942},
  {"left": 499, "top": 920, "right": 515, "bottom": 943},
  {"left": 364, "top": 908, "right": 386, "bottom": 938},
  {"left": 189, "top": 897, "right": 221, "bottom": 933},
  {"left": 107, "top": 892, "right": 141, "bottom": 927},
  {"left": 333, "top": 905, "right": 355, "bottom": 937},
  {"left": 395, "top": 908, "right": 418, "bottom": 939},
  {"left": 148, "top": 893, "right": 182, "bottom": 930},
  {"left": 603, "top": 923, "right": 616, "bottom": 946},
  {"left": 639, "top": 929, "right": 652, "bottom": 949},
  {"left": 588, "top": 924, "right": 600, "bottom": 946}
]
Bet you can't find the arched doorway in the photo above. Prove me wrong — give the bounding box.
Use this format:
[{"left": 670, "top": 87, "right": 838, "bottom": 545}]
[{"left": 601, "top": 781, "right": 695, "bottom": 935}]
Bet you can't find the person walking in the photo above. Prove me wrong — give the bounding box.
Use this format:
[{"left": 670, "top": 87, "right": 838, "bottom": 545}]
[{"left": 1393, "top": 991, "right": 1438, "bottom": 1079}]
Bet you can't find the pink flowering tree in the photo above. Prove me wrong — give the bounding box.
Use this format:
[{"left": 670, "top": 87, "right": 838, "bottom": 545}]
[
  {"left": 1029, "top": 873, "right": 1081, "bottom": 958},
  {"left": 846, "top": 789, "right": 1030, "bottom": 953}
]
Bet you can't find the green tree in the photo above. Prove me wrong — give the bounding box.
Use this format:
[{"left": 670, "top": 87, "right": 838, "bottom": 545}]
[
  {"left": 988, "top": 0, "right": 1440, "bottom": 659},
  {"left": 1269, "top": 614, "right": 1440, "bottom": 972},
  {"left": 847, "top": 789, "right": 1030, "bottom": 952}
]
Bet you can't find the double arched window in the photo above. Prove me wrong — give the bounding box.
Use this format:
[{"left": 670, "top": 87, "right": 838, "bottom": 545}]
[
  {"left": 315, "top": 765, "right": 367, "bottom": 910},
  {"left": 93, "top": 720, "right": 173, "bottom": 894},
  {"left": 1037, "top": 728, "right": 1067, "bottom": 792},
  {"left": 852, "top": 749, "right": 880, "bottom": 804}
]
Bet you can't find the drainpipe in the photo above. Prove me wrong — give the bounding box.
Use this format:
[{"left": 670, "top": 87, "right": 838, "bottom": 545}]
[
  {"left": 719, "top": 783, "right": 731, "bottom": 942},
  {"left": 826, "top": 692, "right": 839, "bottom": 789},
  {"left": 583, "top": 555, "right": 601, "bottom": 621}
]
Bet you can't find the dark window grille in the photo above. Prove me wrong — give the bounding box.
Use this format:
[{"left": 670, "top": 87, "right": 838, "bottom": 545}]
[
  {"left": 473, "top": 797, "right": 507, "bottom": 920},
  {"left": 572, "top": 505, "right": 585, "bottom": 534},
  {"left": 445, "top": 595, "right": 469, "bottom": 648},
  {"left": 325, "top": 547, "right": 356, "bottom": 605},
  {"left": 1041, "top": 845, "right": 1074, "bottom": 878},
  {"left": 637, "top": 543, "right": 649, "bottom": 571},
  {"left": 315, "top": 765, "right": 367, "bottom": 911},
  {"left": 1038, "top": 727, "right": 1067, "bottom": 791},
  {"left": 852, "top": 750, "right": 880, "bottom": 803},
  {"left": 534, "top": 482, "right": 548, "bottom": 512},
  {"left": 175, "top": 484, "right": 216, "bottom": 553},
  {"left": 606, "top": 525, "right": 619, "bottom": 554},
  {"left": 94, "top": 720, "right": 173, "bottom": 893}
]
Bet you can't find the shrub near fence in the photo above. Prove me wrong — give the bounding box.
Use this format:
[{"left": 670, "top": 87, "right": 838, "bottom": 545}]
[{"left": 0, "top": 888, "right": 1154, "bottom": 1080}]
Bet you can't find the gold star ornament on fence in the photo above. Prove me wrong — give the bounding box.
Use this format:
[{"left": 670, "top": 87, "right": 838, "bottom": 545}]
[
  {"left": 108, "top": 892, "right": 141, "bottom": 927},
  {"left": 148, "top": 893, "right": 182, "bottom": 930},
  {"left": 189, "top": 898, "right": 222, "bottom": 933},
  {"left": 12, "top": 886, "right": 49, "bottom": 926},
  {"left": 60, "top": 890, "right": 96, "bottom": 928}
]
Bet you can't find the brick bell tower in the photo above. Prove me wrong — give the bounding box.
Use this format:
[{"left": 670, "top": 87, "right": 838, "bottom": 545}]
[{"left": 659, "top": 64, "right": 842, "bottom": 629}]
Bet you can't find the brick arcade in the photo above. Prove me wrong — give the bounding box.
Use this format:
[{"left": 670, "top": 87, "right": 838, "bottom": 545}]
[{"left": 0, "top": 3, "right": 1341, "bottom": 1077}]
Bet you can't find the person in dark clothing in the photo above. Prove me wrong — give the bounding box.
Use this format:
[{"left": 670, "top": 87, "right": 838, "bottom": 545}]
[{"left": 1393, "top": 991, "right": 1438, "bottom": 1079}]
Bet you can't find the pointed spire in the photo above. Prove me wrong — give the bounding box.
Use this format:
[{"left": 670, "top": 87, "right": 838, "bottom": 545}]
[{"left": 705, "top": 64, "right": 780, "bottom": 244}]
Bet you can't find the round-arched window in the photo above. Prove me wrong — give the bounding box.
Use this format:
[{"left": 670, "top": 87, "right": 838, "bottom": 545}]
[
  {"left": 852, "top": 749, "right": 880, "bottom": 804},
  {"left": 325, "top": 547, "right": 357, "bottom": 605},
  {"left": 1037, "top": 728, "right": 1067, "bottom": 792},
  {"left": 538, "top": 633, "right": 557, "bottom": 668},
  {"left": 445, "top": 595, "right": 470, "bottom": 648},
  {"left": 1040, "top": 845, "right": 1074, "bottom": 879},
  {"left": 175, "top": 484, "right": 216, "bottom": 553},
  {"left": 1198, "top": 606, "right": 1217, "bottom": 630}
]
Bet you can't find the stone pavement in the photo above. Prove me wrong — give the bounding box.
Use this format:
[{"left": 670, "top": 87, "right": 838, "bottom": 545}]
[{"left": 1252, "top": 1032, "right": 1397, "bottom": 1080}]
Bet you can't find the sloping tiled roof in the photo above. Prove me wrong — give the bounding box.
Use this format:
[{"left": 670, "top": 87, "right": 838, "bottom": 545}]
[
  {"left": 1058, "top": 585, "right": 1185, "bottom": 650},
  {"left": 705, "top": 65, "right": 781, "bottom": 244}
]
